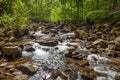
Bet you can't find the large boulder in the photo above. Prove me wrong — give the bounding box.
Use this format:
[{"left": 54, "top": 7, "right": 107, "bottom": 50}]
[
  {"left": 16, "top": 63, "right": 38, "bottom": 75},
  {"left": 74, "top": 30, "right": 88, "bottom": 39},
  {"left": 37, "top": 38, "right": 58, "bottom": 46},
  {"left": 2, "top": 46, "right": 22, "bottom": 59}
]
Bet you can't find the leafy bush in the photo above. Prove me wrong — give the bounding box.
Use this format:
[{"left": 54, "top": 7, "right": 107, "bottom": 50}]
[{"left": 0, "top": 0, "right": 29, "bottom": 27}]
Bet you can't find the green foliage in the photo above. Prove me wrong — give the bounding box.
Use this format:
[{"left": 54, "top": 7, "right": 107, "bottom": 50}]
[
  {"left": 0, "top": 0, "right": 29, "bottom": 27},
  {"left": 0, "top": 0, "right": 120, "bottom": 27}
]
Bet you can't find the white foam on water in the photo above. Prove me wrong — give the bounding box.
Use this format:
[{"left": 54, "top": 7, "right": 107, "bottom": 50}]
[
  {"left": 57, "top": 41, "right": 69, "bottom": 53},
  {"left": 35, "top": 49, "right": 49, "bottom": 57},
  {"left": 22, "top": 51, "right": 34, "bottom": 56},
  {"left": 87, "top": 54, "right": 120, "bottom": 80},
  {"left": 94, "top": 66, "right": 120, "bottom": 80},
  {"left": 59, "top": 32, "right": 74, "bottom": 39},
  {"left": 34, "top": 30, "right": 45, "bottom": 37},
  {"left": 95, "top": 76, "right": 109, "bottom": 80},
  {"left": 87, "top": 54, "right": 110, "bottom": 62},
  {"left": 56, "top": 76, "right": 63, "bottom": 80}
]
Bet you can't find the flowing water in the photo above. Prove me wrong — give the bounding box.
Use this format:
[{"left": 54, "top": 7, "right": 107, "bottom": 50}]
[{"left": 22, "top": 27, "right": 120, "bottom": 80}]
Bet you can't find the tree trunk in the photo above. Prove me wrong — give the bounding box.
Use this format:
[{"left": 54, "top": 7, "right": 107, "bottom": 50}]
[{"left": 113, "top": 0, "right": 117, "bottom": 9}]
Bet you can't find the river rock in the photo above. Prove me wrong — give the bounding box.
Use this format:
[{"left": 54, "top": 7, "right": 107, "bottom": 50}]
[
  {"left": 62, "top": 23, "right": 76, "bottom": 32},
  {"left": 0, "top": 63, "right": 7, "bottom": 67},
  {"left": 51, "top": 71, "right": 67, "bottom": 79},
  {"left": 2, "top": 46, "right": 22, "bottom": 59},
  {"left": 0, "top": 72, "right": 6, "bottom": 80},
  {"left": 79, "top": 67, "right": 106, "bottom": 80},
  {"left": 13, "top": 28, "right": 24, "bottom": 37},
  {"left": 108, "top": 41, "right": 120, "bottom": 51},
  {"left": 42, "top": 30, "right": 49, "bottom": 34},
  {"left": 105, "top": 48, "right": 120, "bottom": 58},
  {"left": 92, "top": 39, "right": 108, "bottom": 48},
  {"left": 22, "top": 28, "right": 29, "bottom": 35},
  {"left": 7, "top": 31, "right": 14, "bottom": 37},
  {"left": 79, "top": 59, "right": 89, "bottom": 67},
  {"left": 0, "top": 52, "right": 2, "bottom": 58},
  {"left": 115, "top": 42, "right": 120, "bottom": 51},
  {"left": 115, "top": 36, "right": 120, "bottom": 42},
  {"left": 0, "top": 32, "right": 5, "bottom": 37},
  {"left": 89, "top": 48, "right": 97, "bottom": 53},
  {"left": 49, "top": 29, "right": 58, "bottom": 34},
  {"left": 74, "top": 30, "right": 88, "bottom": 39},
  {"left": 0, "top": 37, "right": 4, "bottom": 41},
  {"left": 64, "top": 51, "right": 72, "bottom": 57},
  {"left": 115, "top": 76, "right": 120, "bottom": 80},
  {"left": 88, "top": 34, "right": 97, "bottom": 41},
  {"left": 9, "top": 36, "right": 17, "bottom": 42},
  {"left": 24, "top": 45, "right": 35, "bottom": 52},
  {"left": 14, "top": 74, "right": 28, "bottom": 80},
  {"left": 66, "top": 58, "right": 89, "bottom": 67},
  {"left": 38, "top": 38, "right": 58, "bottom": 46},
  {"left": 72, "top": 50, "right": 88, "bottom": 59},
  {"left": 16, "top": 63, "right": 38, "bottom": 75},
  {"left": 67, "top": 46, "right": 76, "bottom": 53}
]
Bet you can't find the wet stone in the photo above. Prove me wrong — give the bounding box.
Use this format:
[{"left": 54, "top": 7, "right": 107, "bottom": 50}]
[
  {"left": 89, "top": 48, "right": 97, "bottom": 53},
  {"left": 79, "top": 59, "right": 89, "bottom": 67},
  {"left": 37, "top": 38, "right": 58, "bottom": 46},
  {"left": 50, "top": 71, "right": 67, "bottom": 79},
  {"left": 72, "top": 50, "right": 88, "bottom": 60},
  {"left": 0, "top": 72, "right": 6, "bottom": 80},
  {"left": 115, "top": 42, "right": 120, "bottom": 51},
  {"left": 9, "top": 36, "right": 17, "bottom": 42},
  {"left": 2, "top": 46, "right": 22, "bottom": 59},
  {"left": 115, "top": 76, "right": 120, "bottom": 80},
  {"left": 62, "top": 24, "right": 76, "bottom": 32},
  {"left": 92, "top": 39, "right": 108, "bottom": 48},
  {"left": 67, "top": 46, "right": 76, "bottom": 53},
  {"left": 0, "top": 63, "right": 7, "bottom": 67},
  {"left": 115, "top": 36, "right": 120, "bottom": 42},
  {"left": 5, "top": 65, "right": 15, "bottom": 70},
  {"left": 14, "top": 74, "right": 28, "bottom": 80},
  {"left": 74, "top": 30, "right": 88, "bottom": 39},
  {"left": 105, "top": 48, "right": 120, "bottom": 58},
  {"left": 24, "top": 45, "right": 35, "bottom": 52},
  {"left": 16, "top": 63, "right": 38, "bottom": 75},
  {"left": 64, "top": 51, "right": 72, "bottom": 57}
]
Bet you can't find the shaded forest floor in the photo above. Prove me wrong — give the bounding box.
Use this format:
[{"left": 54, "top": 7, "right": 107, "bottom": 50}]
[{"left": 0, "top": 20, "right": 120, "bottom": 80}]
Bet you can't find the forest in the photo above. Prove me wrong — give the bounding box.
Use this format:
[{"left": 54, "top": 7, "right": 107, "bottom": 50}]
[
  {"left": 0, "top": 0, "right": 120, "bottom": 27},
  {"left": 0, "top": 0, "right": 120, "bottom": 80}
]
